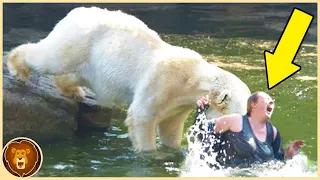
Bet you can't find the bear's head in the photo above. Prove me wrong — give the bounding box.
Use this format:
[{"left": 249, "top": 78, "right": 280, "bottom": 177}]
[{"left": 204, "top": 66, "right": 251, "bottom": 119}]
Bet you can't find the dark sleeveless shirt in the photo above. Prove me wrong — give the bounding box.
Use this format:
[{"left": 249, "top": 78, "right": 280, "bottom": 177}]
[
  {"left": 215, "top": 115, "right": 285, "bottom": 167},
  {"left": 193, "top": 106, "right": 285, "bottom": 168}
]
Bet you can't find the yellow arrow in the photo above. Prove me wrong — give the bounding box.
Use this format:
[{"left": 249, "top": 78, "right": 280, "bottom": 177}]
[{"left": 264, "top": 8, "right": 314, "bottom": 90}]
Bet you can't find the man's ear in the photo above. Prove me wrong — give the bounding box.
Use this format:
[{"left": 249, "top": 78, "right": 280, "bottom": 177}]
[{"left": 252, "top": 102, "right": 258, "bottom": 108}]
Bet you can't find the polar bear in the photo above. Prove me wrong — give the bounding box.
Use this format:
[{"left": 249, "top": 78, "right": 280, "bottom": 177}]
[{"left": 7, "top": 7, "right": 251, "bottom": 152}]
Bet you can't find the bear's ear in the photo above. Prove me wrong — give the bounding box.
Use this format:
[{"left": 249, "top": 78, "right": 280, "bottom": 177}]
[
  {"left": 11, "top": 148, "right": 16, "bottom": 154},
  {"left": 26, "top": 149, "right": 30, "bottom": 154},
  {"left": 217, "top": 90, "right": 231, "bottom": 104}
]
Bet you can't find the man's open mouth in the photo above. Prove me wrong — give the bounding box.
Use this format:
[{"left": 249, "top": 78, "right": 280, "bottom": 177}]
[{"left": 267, "top": 106, "right": 273, "bottom": 113}]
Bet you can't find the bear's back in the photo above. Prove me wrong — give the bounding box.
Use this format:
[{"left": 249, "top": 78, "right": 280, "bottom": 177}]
[{"left": 44, "top": 7, "right": 165, "bottom": 50}]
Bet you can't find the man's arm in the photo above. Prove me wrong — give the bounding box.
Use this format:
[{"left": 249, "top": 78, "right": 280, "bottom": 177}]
[
  {"left": 194, "top": 96, "right": 241, "bottom": 134},
  {"left": 272, "top": 127, "right": 305, "bottom": 160},
  {"left": 272, "top": 127, "right": 285, "bottom": 160},
  {"left": 214, "top": 114, "right": 242, "bottom": 134}
]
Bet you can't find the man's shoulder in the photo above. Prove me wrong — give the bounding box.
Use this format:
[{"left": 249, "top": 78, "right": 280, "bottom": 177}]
[{"left": 271, "top": 125, "right": 278, "bottom": 140}]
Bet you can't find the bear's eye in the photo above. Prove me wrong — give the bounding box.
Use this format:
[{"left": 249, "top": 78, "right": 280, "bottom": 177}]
[{"left": 218, "top": 94, "right": 228, "bottom": 104}]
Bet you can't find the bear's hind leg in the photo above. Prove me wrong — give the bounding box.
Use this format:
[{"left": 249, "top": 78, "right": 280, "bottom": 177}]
[
  {"left": 157, "top": 110, "right": 191, "bottom": 149},
  {"left": 7, "top": 43, "right": 84, "bottom": 82},
  {"left": 7, "top": 46, "right": 32, "bottom": 81},
  {"left": 54, "top": 73, "right": 86, "bottom": 101}
]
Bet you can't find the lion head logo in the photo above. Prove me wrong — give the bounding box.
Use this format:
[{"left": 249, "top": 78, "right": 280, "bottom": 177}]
[
  {"left": 11, "top": 147, "right": 30, "bottom": 170},
  {"left": 3, "top": 138, "right": 42, "bottom": 177}
]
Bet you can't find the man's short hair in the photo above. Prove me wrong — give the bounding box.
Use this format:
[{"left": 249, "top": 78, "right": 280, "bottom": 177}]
[{"left": 246, "top": 91, "right": 264, "bottom": 116}]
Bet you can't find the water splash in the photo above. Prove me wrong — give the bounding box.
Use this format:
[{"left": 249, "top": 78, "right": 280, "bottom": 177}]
[
  {"left": 181, "top": 109, "right": 318, "bottom": 177},
  {"left": 180, "top": 154, "right": 317, "bottom": 177}
]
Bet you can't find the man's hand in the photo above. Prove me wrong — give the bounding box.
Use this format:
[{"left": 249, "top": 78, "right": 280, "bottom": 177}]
[
  {"left": 285, "top": 140, "right": 305, "bottom": 159},
  {"left": 197, "top": 95, "right": 211, "bottom": 111}
]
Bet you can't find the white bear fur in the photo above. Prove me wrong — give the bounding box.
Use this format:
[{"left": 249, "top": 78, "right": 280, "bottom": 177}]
[{"left": 7, "top": 7, "right": 251, "bottom": 152}]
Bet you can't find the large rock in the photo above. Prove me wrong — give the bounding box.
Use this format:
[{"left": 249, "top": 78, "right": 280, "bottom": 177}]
[{"left": 3, "top": 52, "right": 118, "bottom": 144}]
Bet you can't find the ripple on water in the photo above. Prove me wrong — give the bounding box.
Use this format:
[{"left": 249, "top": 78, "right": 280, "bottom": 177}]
[
  {"left": 117, "top": 133, "right": 129, "bottom": 139},
  {"left": 91, "top": 160, "right": 102, "bottom": 164},
  {"left": 90, "top": 165, "right": 99, "bottom": 170},
  {"left": 104, "top": 132, "right": 118, "bottom": 137},
  {"left": 53, "top": 164, "right": 74, "bottom": 170},
  {"left": 94, "top": 146, "right": 110, "bottom": 151},
  {"left": 111, "top": 126, "right": 122, "bottom": 131}
]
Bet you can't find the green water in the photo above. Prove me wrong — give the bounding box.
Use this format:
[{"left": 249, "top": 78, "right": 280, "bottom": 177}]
[
  {"left": 3, "top": 3, "right": 317, "bottom": 177},
  {"left": 33, "top": 35, "right": 317, "bottom": 177}
]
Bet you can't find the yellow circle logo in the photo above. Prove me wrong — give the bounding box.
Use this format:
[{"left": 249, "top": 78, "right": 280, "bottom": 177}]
[{"left": 3, "top": 137, "right": 43, "bottom": 177}]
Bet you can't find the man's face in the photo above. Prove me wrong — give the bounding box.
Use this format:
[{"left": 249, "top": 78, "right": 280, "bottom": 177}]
[{"left": 252, "top": 93, "right": 275, "bottom": 120}]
